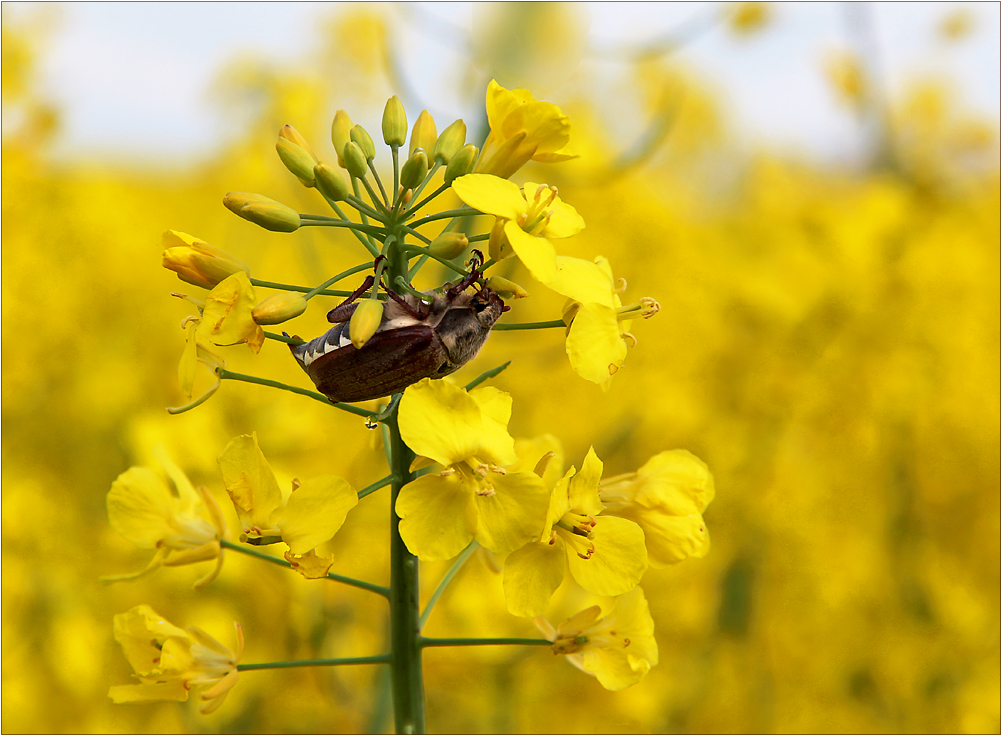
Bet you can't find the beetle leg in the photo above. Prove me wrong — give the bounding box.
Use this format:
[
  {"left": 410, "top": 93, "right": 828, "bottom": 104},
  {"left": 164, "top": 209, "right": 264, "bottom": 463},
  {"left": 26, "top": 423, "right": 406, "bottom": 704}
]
[
  {"left": 327, "top": 275, "right": 375, "bottom": 323},
  {"left": 382, "top": 283, "right": 430, "bottom": 320}
]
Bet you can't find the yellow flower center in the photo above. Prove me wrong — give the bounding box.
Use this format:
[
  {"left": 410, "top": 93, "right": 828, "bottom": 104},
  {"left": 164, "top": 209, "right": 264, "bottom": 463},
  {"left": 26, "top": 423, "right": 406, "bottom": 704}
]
[
  {"left": 617, "top": 297, "right": 661, "bottom": 320},
  {"left": 554, "top": 510, "right": 597, "bottom": 559},
  {"left": 516, "top": 184, "right": 559, "bottom": 235}
]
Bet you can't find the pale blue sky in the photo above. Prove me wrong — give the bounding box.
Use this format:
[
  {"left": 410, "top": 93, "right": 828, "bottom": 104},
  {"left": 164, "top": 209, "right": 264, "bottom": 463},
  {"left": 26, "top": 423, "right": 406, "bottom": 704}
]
[{"left": 4, "top": 2, "right": 999, "bottom": 168}]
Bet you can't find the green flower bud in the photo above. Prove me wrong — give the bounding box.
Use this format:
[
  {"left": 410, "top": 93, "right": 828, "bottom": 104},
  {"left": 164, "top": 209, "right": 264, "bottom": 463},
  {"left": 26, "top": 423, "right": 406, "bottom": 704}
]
[
  {"left": 223, "top": 192, "right": 300, "bottom": 233},
  {"left": 343, "top": 141, "right": 369, "bottom": 179},
  {"left": 350, "top": 124, "right": 376, "bottom": 160},
  {"left": 252, "top": 293, "right": 308, "bottom": 325},
  {"left": 428, "top": 232, "right": 469, "bottom": 260},
  {"left": 399, "top": 149, "right": 429, "bottom": 190},
  {"left": 382, "top": 95, "right": 407, "bottom": 147},
  {"left": 444, "top": 144, "right": 478, "bottom": 184},
  {"left": 433, "top": 119, "right": 466, "bottom": 164},
  {"left": 349, "top": 298, "right": 384, "bottom": 349},
  {"left": 331, "top": 110, "right": 354, "bottom": 168},
  {"left": 314, "top": 163, "right": 350, "bottom": 202},
  {"left": 486, "top": 275, "right": 529, "bottom": 300},
  {"left": 279, "top": 125, "right": 317, "bottom": 158},
  {"left": 276, "top": 138, "right": 317, "bottom": 185},
  {"left": 409, "top": 110, "right": 437, "bottom": 158}
]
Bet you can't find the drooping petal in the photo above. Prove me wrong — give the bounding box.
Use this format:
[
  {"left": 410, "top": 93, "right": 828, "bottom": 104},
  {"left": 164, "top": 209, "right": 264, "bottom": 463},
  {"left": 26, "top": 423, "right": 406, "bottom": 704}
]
[
  {"left": 503, "top": 100, "right": 571, "bottom": 154},
  {"left": 546, "top": 256, "right": 616, "bottom": 306},
  {"left": 152, "top": 445, "right": 200, "bottom": 509},
  {"left": 502, "top": 540, "right": 566, "bottom": 617},
  {"left": 472, "top": 470, "right": 551, "bottom": 555},
  {"left": 179, "top": 323, "right": 198, "bottom": 399},
  {"left": 395, "top": 472, "right": 478, "bottom": 561},
  {"left": 217, "top": 433, "right": 283, "bottom": 530},
  {"left": 565, "top": 516, "right": 647, "bottom": 596},
  {"left": 451, "top": 174, "right": 526, "bottom": 221},
  {"left": 272, "top": 475, "right": 358, "bottom": 555},
  {"left": 468, "top": 386, "right": 517, "bottom": 466},
  {"left": 532, "top": 150, "right": 579, "bottom": 164},
  {"left": 504, "top": 221, "right": 558, "bottom": 283},
  {"left": 567, "top": 447, "right": 604, "bottom": 516},
  {"left": 580, "top": 646, "right": 651, "bottom": 691},
  {"left": 106, "top": 468, "right": 177, "bottom": 549},
  {"left": 112, "top": 605, "right": 192, "bottom": 675},
  {"left": 284, "top": 550, "right": 336, "bottom": 579},
  {"left": 610, "top": 588, "right": 659, "bottom": 667},
  {"left": 399, "top": 379, "right": 483, "bottom": 468},
  {"left": 485, "top": 80, "right": 534, "bottom": 132},
  {"left": 613, "top": 506, "right": 711, "bottom": 568},
  {"left": 632, "top": 450, "right": 716, "bottom": 513},
  {"left": 197, "top": 272, "right": 264, "bottom": 353},
  {"left": 565, "top": 303, "right": 628, "bottom": 390}
]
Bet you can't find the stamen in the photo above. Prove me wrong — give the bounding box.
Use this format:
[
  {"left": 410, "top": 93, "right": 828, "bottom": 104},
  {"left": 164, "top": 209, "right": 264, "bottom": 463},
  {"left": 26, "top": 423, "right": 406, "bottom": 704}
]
[
  {"left": 608, "top": 363, "right": 619, "bottom": 376},
  {"left": 615, "top": 278, "right": 628, "bottom": 294},
  {"left": 621, "top": 332, "right": 638, "bottom": 348},
  {"left": 475, "top": 485, "right": 496, "bottom": 497}
]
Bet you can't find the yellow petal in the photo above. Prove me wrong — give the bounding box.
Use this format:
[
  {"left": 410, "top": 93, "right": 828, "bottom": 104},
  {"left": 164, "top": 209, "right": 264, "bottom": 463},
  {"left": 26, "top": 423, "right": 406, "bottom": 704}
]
[
  {"left": 399, "top": 379, "right": 482, "bottom": 467},
  {"left": 504, "top": 221, "right": 558, "bottom": 283},
  {"left": 580, "top": 646, "right": 650, "bottom": 691},
  {"left": 546, "top": 256, "right": 616, "bottom": 306},
  {"left": 395, "top": 473, "right": 477, "bottom": 560},
  {"left": 152, "top": 445, "right": 200, "bottom": 509},
  {"left": 284, "top": 550, "right": 336, "bottom": 579},
  {"left": 178, "top": 323, "right": 198, "bottom": 399},
  {"left": 565, "top": 516, "right": 647, "bottom": 596},
  {"left": 197, "top": 272, "right": 264, "bottom": 351},
  {"left": 473, "top": 471, "right": 551, "bottom": 555},
  {"left": 565, "top": 303, "right": 628, "bottom": 390},
  {"left": 217, "top": 433, "right": 283, "bottom": 530},
  {"left": 634, "top": 450, "right": 716, "bottom": 513},
  {"left": 567, "top": 447, "right": 604, "bottom": 516},
  {"left": 541, "top": 198, "right": 585, "bottom": 240},
  {"left": 106, "top": 467, "right": 177, "bottom": 548},
  {"left": 513, "top": 434, "right": 565, "bottom": 490},
  {"left": 451, "top": 174, "right": 526, "bottom": 220},
  {"left": 109, "top": 682, "right": 190, "bottom": 704},
  {"left": 502, "top": 540, "right": 566, "bottom": 617},
  {"left": 112, "top": 605, "right": 191, "bottom": 674},
  {"left": 617, "top": 507, "right": 710, "bottom": 568},
  {"left": 272, "top": 475, "right": 358, "bottom": 555},
  {"left": 532, "top": 151, "right": 579, "bottom": 164},
  {"left": 544, "top": 469, "right": 575, "bottom": 534},
  {"left": 485, "top": 80, "right": 534, "bottom": 132},
  {"left": 502, "top": 100, "right": 570, "bottom": 154},
  {"left": 611, "top": 588, "right": 659, "bottom": 666},
  {"left": 468, "top": 386, "right": 518, "bottom": 466}
]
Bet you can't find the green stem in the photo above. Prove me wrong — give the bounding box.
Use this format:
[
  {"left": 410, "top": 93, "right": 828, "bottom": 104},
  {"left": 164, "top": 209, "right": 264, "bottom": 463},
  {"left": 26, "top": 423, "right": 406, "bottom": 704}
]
[
  {"left": 386, "top": 405, "right": 426, "bottom": 734},
  {"left": 369, "top": 160, "right": 389, "bottom": 206},
  {"left": 360, "top": 175, "right": 389, "bottom": 217},
  {"left": 237, "top": 655, "right": 392, "bottom": 671},
  {"left": 464, "top": 361, "right": 512, "bottom": 391},
  {"left": 406, "top": 168, "right": 445, "bottom": 214},
  {"left": 408, "top": 255, "right": 429, "bottom": 280},
  {"left": 329, "top": 199, "right": 381, "bottom": 257},
  {"left": 492, "top": 319, "right": 566, "bottom": 331},
  {"left": 419, "top": 541, "right": 478, "bottom": 630},
  {"left": 404, "top": 246, "right": 466, "bottom": 276},
  {"left": 358, "top": 474, "right": 396, "bottom": 500},
  {"left": 402, "top": 227, "right": 432, "bottom": 245},
  {"left": 419, "top": 637, "right": 552, "bottom": 648},
  {"left": 300, "top": 220, "right": 386, "bottom": 237},
  {"left": 408, "top": 208, "right": 480, "bottom": 228},
  {"left": 468, "top": 233, "right": 490, "bottom": 243},
  {"left": 220, "top": 540, "right": 389, "bottom": 597},
  {"left": 218, "top": 369, "right": 373, "bottom": 418},
  {"left": 346, "top": 192, "right": 387, "bottom": 222},
  {"left": 250, "top": 278, "right": 359, "bottom": 298},
  {"left": 303, "top": 262, "right": 376, "bottom": 300},
  {"left": 263, "top": 331, "right": 304, "bottom": 346},
  {"left": 392, "top": 146, "right": 400, "bottom": 202},
  {"left": 352, "top": 178, "right": 383, "bottom": 253}
]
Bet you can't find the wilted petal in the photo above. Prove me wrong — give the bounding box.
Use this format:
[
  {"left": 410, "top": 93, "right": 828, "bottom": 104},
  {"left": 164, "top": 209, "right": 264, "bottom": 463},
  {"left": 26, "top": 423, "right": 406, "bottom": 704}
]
[{"left": 217, "top": 433, "right": 283, "bottom": 530}]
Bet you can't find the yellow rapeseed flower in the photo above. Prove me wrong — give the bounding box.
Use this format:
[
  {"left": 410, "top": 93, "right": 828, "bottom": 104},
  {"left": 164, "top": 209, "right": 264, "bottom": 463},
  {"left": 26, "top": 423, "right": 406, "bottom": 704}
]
[
  {"left": 395, "top": 379, "right": 550, "bottom": 560},
  {"left": 217, "top": 433, "right": 358, "bottom": 578},
  {"left": 474, "top": 79, "right": 578, "bottom": 179},
  {"left": 502, "top": 447, "right": 647, "bottom": 617},
  {"left": 535, "top": 587, "right": 658, "bottom": 690},
  {"left": 196, "top": 272, "right": 265, "bottom": 353},
  {"left": 103, "top": 447, "right": 226, "bottom": 588},
  {"left": 170, "top": 322, "right": 226, "bottom": 415},
  {"left": 599, "top": 450, "right": 715, "bottom": 568},
  {"left": 161, "top": 230, "right": 250, "bottom": 289},
  {"left": 452, "top": 174, "right": 584, "bottom": 282},
  {"left": 109, "top": 605, "right": 242, "bottom": 714}
]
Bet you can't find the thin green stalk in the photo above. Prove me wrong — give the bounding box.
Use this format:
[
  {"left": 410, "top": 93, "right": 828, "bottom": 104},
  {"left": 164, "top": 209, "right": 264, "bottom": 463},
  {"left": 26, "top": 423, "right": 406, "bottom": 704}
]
[
  {"left": 352, "top": 178, "right": 383, "bottom": 253},
  {"left": 300, "top": 220, "right": 385, "bottom": 237},
  {"left": 468, "top": 233, "right": 490, "bottom": 242},
  {"left": 237, "top": 655, "right": 392, "bottom": 671},
  {"left": 251, "top": 278, "right": 359, "bottom": 298},
  {"left": 303, "top": 262, "right": 377, "bottom": 300},
  {"left": 464, "top": 361, "right": 512, "bottom": 391},
  {"left": 345, "top": 192, "right": 387, "bottom": 222},
  {"left": 402, "top": 227, "right": 432, "bottom": 245},
  {"left": 264, "top": 331, "right": 304, "bottom": 346},
  {"left": 492, "top": 320, "right": 566, "bottom": 331},
  {"left": 408, "top": 207, "right": 480, "bottom": 228},
  {"left": 358, "top": 474, "right": 396, "bottom": 500},
  {"left": 419, "top": 637, "right": 551, "bottom": 648},
  {"left": 218, "top": 369, "right": 373, "bottom": 418},
  {"left": 408, "top": 254, "right": 430, "bottom": 280},
  {"left": 220, "top": 540, "right": 389, "bottom": 597},
  {"left": 328, "top": 198, "right": 381, "bottom": 257},
  {"left": 392, "top": 146, "right": 400, "bottom": 201},
  {"left": 402, "top": 247, "right": 466, "bottom": 277},
  {"left": 369, "top": 160, "right": 389, "bottom": 206},
  {"left": 406, "top": 166, "right": 444, "bottom": 214},
  {"left": 419, "top": 541, "right": 478, "bottom": 629},
  {"left": 360, "top": 175, "right": 389, "bottom": 217},
  {"left": 385, "top": 406, "right": 426, "bottom": 734}
]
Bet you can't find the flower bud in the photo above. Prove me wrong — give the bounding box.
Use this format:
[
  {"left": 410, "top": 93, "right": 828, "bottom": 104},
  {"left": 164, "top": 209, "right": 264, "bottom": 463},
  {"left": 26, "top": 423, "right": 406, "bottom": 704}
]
[
  {"left": 279, "top": 125, "right": 317, "bottom": 158},
  {"left": 433, "top": 119, "right": 466, "bottom": 164},
  {"left": 486, "top": 275, "right": 529, "bottom": 299},
  {"left": 350, "top": 124, "right": 376, "bottom": 160},
  {"left": 331, "top": 110, "right": 354, "bottom": 168},
  {"left": 400, "top": 148, "right": 429, "bottom": 190},
  {"left": 428, "top": 232, "right": 468, "bottom": 260},
  {"left": 314, "top": 163, "right": 350, "bottom": 202},
  {"left": 487, "top": 217, "right": 510, "bottom": 261},
  {"left": 349, "top": 298, "right": 384, "bottom": 349},
  {"left": 409, "top": 110, "right": 437, "bottom": 158},
  {"left": 343, "top": 141, "right": 369, "bottom": 179},
  {"left": 444, "top": 144, "right": 478, "bottom": 184},
  {"left": 162, "top": 230, "right": 250, "bottom": 289},
  {"left": 224, "top": 192, "right": 301, "bottom": 233},
  {"left": 382, "top": 95, "right": 407, "bottom": 147},
  {"left": 276, "top": 138, "right": 317, "bottom": 185},
  {"left": 252, "top": 292, "right": 308, "bottom": 325}
]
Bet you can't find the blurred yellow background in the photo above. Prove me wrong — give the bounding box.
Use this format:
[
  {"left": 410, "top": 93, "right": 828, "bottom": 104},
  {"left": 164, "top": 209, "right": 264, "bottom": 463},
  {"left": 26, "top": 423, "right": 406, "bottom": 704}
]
[{"left": 2, "top": 3, "right": 999, "bottom": 733}]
